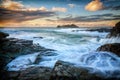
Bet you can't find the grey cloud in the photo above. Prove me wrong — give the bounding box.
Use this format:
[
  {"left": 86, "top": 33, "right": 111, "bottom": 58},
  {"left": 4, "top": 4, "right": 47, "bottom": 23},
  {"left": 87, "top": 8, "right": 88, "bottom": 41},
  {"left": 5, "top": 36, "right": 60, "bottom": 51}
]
[
  {"left": 102, "top": 0, "right": 120, "bottom": 11},
  {"left": 47, "top": 13, "right": 120, "bottom": 22},
  {"left": 107, "top": 5, "right": 120, "bottom": 10},
  {"left": 0, "top": 8, "right": 56, "bottom": 23}
]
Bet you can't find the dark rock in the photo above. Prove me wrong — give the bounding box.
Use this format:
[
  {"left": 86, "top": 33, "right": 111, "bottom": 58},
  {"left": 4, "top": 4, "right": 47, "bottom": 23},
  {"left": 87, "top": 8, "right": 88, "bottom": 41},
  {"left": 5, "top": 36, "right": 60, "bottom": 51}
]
[
  {"left": 0, "top": 69, "right": 9, "bottom": 80},
  {"left": 40, "top": 50, "right": 57, "bottom": 56},
  {"left": 7, "top": 71, "right": 20, "bottom": 80},
  {"left": 0, "top": 37, "right": 54, "bottom": 73},
  {"left": 86, "top": 28, "right": 111, "bottom": 32},
  {"left": 34, "top": 50, "right": 57, "bottom": 64},
  {"left": 33, "top": 54, "right": 41, "bottom": 64},
  {"left": 6, "top": 67, "right": 52, "bottom": 80},
  {"left": 57, "top": 24, "right": 79, "bottom": 28},
  {"left": 97, "top": 43, "right": 120, "bottom": 57},
  {"left": 0, "top": 32, "right": 56, "bottom": 80},
  {"left": 50, "top": 60, "right": 115, "bottom": 80},
  {"left": 107, "top": 22, "right": 120, "bottom": 38},
  {"left": 18, "top": 66, "right": 52, "bottom": 80},
  {"left": 0, "top": 32, "right": 9, "bottom": 38},
  {"left": 33, "top": 36, "right": 43, "bottom": 39}
]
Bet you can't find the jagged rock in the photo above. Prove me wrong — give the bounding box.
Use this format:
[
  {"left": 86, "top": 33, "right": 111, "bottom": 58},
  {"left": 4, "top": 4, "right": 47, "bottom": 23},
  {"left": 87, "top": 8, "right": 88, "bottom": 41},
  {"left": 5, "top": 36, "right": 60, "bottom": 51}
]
[
  {"left": 6, "top": 67, "right": 52, "bottom": 80},
  {"left": 7, "top": 71, "right": 20, "bottom": 80},
  {"left": 97, "top": 43, "right": 120, "bottom": 57},
  {"left": 0, "top": 33, "right": 55, "bottom": 80},
  {"left": 33, "top": 36, "right": 43, "bottom": 39},
  {"left": 50, "top": 60, "right": 116, "bottom": 80},
  {"left": 18, "top": 67, "right": 52, "bottom": 80},
  {"left": 86, "top": 28, "right": 111, "bottom": 32},
  {"left": 0, "top": 31, "right": 9, "bottom": 38},
  {"left": 0, "top": 69, "right": 9, "bottom": 80},
  {"left": 107, "top": 22, "right": 120, "bottom": 38}
]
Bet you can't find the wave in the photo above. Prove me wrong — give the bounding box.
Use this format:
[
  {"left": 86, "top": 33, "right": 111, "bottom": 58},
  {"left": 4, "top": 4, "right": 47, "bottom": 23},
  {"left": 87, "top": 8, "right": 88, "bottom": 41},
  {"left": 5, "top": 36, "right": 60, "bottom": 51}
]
[{"left": 4, "top": 28, "right": 119, "bottom": 73}]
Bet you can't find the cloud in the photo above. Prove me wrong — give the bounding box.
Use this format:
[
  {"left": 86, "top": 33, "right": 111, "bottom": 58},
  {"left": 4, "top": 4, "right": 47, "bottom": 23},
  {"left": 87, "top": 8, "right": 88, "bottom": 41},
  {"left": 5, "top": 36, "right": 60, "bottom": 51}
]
[
  {"left": 0, "top": 0, "right": 24, "bottom": 10},
  {"left": 0, "top": 8, "right": 55, "bottom": 23},
  {"left": 68, "top": 4, "right": 75, "bottom": 8},
  {"left": 0, "top": 0, "right": 56, "bottom": 24},
  {"left": 52, "top": 7, "right": 67, "bottom": 12},
  {"left": 85, "top": 0, "right": 104, "bottom": 11},
  {"left": 105, "top": 5, "right": 120, "bottom": 11},
  {"left": 48, "top": 13, "right": 120, "bottom": 22},
  {"left": 39, "top": 6, "right": 47, "bottom": 11},
  {"left": 25, "top": 6, "right": 48, "bottom": 11},
  {"left": 0, "top": 0, "right": 49, "bottom": 11}
]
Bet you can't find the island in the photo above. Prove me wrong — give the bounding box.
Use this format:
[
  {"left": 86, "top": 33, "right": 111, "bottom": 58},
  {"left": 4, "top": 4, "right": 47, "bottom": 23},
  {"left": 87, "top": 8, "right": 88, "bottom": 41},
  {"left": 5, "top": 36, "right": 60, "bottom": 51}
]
[{"left": 57, "top": 24, "right": 79, "bottom": 28}]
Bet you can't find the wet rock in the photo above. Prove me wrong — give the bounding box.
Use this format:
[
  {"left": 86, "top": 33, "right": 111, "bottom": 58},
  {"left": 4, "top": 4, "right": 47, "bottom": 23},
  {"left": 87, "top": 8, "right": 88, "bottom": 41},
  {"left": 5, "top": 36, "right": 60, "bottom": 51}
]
[
  {"left": 18, "top": 66, "right": 52, "bottom": 80},
  {"left": 0, "top": 32, "right": 55, "bottom": 80},
  {"left": 49, "top": 60, "right": 113, "bottom": 80},
  {"left": 0, "top": 32, "right": 9, "bottom": 44},
  {"left": 40, "top": 50, "right": 57, "bottom": 56},
  {"left": 107, "top": 22, "right": 120, "bottom": 38},
  {"left": 97, "top": 43, "right": 120, "bottom": 57},
  {"left": 0, "top": 69, "right": 9, "bottom": 80},
  {"left": 0, "top": 31, "right": 9, "bottom": 38},
  {"left": 33, "top": 36, "right": 43, "bottom": 39},
  {"left": 33, "top": 54, "right": 41, "bottom": 64},
  {"left": 0, "top": 37, "right": 54, "bottom": 61},
  {"left": 34, "top": 50, "right": 57, "bottom": 64},
  {"left": 86, "top": 28, "right": 111, "bottom": 32},
  {"left": 7, "top": 71, "right": 20, "bottom": 80},
  {"left": 0, "top": 36, "right": 54, "bottom": 74}
]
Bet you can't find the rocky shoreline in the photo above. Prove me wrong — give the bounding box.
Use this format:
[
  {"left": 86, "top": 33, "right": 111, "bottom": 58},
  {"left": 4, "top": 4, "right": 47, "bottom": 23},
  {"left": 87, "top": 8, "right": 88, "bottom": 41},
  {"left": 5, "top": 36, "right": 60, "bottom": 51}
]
[
  {"left": 97, "top": 22, "right": 120, "bottom": 57},
  {"left": 0, "top": 22, "right": 120, "bottom": 80},
  {"left": 0, "top": 31, "right": 55, "bottom": 80}
]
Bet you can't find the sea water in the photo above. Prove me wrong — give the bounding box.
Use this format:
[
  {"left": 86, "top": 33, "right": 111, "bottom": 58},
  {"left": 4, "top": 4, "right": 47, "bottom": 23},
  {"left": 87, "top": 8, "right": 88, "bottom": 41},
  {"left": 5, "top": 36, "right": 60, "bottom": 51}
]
[{"left": 0, "top": 27, "right": 120, "bottom": 77}]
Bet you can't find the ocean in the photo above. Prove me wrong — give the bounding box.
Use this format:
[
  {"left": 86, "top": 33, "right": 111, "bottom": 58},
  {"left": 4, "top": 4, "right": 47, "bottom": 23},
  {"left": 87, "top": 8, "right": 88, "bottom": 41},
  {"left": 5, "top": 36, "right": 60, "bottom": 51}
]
[{"left": 0, "top": 27, "right": 120, "bottom": 77}]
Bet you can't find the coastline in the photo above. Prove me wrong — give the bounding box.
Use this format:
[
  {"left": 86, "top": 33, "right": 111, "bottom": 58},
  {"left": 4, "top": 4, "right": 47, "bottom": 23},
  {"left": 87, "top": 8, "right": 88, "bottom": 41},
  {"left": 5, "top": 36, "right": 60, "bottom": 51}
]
[{"left": 0, "top": 22, "right": 120, "bottom": 80}]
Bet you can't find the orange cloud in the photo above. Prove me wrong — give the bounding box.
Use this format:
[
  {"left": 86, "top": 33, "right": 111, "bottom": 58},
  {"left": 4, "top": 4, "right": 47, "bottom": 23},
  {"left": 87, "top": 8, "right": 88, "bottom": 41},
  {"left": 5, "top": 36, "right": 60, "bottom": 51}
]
[
  {"left": 39, "top": 6, "right": 47, "bottom": 11},
  {"left": 85, "top": 0, "right": 104, "bottom": 11},
  {"left": 0, "top": 0, "right": 24, "bottom": 10},
  {"left": 0, "top": 0, "right": 48, "bottom": 12}
]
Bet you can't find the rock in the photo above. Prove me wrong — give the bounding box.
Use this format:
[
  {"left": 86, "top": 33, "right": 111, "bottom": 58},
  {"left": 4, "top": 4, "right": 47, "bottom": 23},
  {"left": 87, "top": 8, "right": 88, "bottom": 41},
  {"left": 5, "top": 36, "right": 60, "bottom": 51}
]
[
  {"left": 50, "top": 60, "right": 114, "bottom": 80},
  {"left": 107, "top": 22, "right": 120, "bottom": 38},
  {"left": 97, "top": 43, "right": 120, "bottom": 57},
  {"left": 0, "top": 69, "right": 9, "bottom": 80},
  {"left": 57, "top": 24, "right": 79, "bottom": 28},
  {"left": 33, "top": 36, "right": 43, "bottom": 39},
  {"left": 6, "top": 66, "right": 52, "bottom": 80},
  {"left": 0, "top": 32, "right": 56, "bottom": 80},
  {"left": 18, "top": 66, "right": 52, "bottom": 80},
  {"left": 86, "top": 28, "right": 111, "bottom": 32},
  {"left": 0, "top": 32, "right": 9, "bottom": 38},
  {"left": 0, "top": 37, "right": 54, "bottom": 72},
  {"left": 7, "top": 71, "right": 20, "bottom": 80},
  {"left": 33, "top": 54, "right": 41, "bottom": 64}
]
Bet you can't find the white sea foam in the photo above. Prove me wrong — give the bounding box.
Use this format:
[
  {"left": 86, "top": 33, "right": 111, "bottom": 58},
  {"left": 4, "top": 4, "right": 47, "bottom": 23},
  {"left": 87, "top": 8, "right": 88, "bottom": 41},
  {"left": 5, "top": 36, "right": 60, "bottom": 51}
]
[
  {"left": 3, "top": 28, "right": 120, "bottom": 77},
  {"left": 78, "top": 52, "right": 120, "bottom": 78},
  {"left": 7, "top": 53, "right": 40, "bottom": 71},
  {"left": 100, "top": 37, "right": 120, "bottom": 44}
]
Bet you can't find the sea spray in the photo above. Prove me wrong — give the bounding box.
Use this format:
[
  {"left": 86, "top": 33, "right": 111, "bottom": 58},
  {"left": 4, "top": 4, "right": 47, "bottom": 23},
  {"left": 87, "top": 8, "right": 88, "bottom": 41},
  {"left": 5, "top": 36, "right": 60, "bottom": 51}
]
[
  {"left": 99, "top": 34, "right": 120, "bottom": 44},
  {"left": 3, "top": 27, "right": 119, "bottom": 78},
  {"left": 79, "top": 51, "right": 120, "bottom": 78},
  {"left": 7, "top": 53, "right": 40, "bottom": 71}
]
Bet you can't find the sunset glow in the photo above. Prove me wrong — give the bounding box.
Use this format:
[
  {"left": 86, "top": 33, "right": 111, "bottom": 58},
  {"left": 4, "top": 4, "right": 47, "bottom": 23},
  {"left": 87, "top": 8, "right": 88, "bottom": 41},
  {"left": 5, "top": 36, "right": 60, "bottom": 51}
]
[{"left": 0, "top": 0, "right": 120, "bottom": 27}]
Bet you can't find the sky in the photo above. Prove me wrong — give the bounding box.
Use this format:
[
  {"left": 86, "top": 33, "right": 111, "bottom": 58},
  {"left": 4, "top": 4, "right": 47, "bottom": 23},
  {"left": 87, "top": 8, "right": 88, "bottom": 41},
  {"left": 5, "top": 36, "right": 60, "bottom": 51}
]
[{"left": 0, "top": 0, "right": 120, "bottom": 27}]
